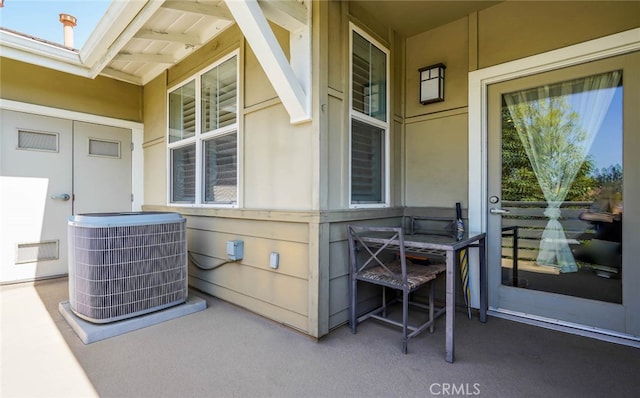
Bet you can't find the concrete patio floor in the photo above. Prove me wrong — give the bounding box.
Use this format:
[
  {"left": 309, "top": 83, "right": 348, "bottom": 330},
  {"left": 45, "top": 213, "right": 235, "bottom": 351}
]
[{"left": 2, "top": 277, "right": 639, "bottom": 398}]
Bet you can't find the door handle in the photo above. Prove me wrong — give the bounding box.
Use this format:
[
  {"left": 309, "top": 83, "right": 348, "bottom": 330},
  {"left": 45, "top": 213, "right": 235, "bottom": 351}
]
[
  {"left": 50, "top": 193, "right": 71, "bottom": 201},
  {"left": 490, "top": 208, "right": 509, "bottom": 215}
]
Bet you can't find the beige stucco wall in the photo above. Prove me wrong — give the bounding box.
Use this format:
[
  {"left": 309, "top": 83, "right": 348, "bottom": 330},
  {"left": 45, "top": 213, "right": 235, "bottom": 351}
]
[
  {"left": 244, "top": 105, "right": 314, "bottom": 209},
  {"left": 405, "top": 111, "right": 468, "bottom": 206},
  {"left": 477, "top": 1, "right": 640, "bottom": 69},
  {"left": 403, "top": 16, "right": 472, "bottom": 207},
  {"left": 405, "top": 18, "right": 469, "bottom": 119},
  {"left": 0, "top": 57, "right": 142, "bottom": 122},
  {"left": 142, "top": 73, "right": 167, "bottom": 206}
]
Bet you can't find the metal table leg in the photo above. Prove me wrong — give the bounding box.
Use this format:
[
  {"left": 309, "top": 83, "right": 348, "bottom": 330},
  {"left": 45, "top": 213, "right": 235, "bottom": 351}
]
[
  {"left": 479, "top": 236, "right": 488, "bottom": 323},
  {"left": 445, "top": 248, "right": 455, "bottom": 363}
]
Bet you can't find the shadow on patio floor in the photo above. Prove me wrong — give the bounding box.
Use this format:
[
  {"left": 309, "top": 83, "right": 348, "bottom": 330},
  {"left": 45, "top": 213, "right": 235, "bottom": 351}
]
[{"left": 2, "top": 277, "right": 639, "bottom": 397}]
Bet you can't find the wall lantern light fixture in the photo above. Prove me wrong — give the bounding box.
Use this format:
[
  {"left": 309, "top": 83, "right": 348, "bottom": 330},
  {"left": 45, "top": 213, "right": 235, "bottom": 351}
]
[{"left": 419, "top": 63, "right": 446, "bottom": 104}]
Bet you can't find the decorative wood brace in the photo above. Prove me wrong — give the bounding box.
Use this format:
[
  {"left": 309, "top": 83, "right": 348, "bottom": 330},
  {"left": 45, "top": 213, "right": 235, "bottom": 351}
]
[{"left": 225, "top": 0, "right": 311, "bottom": 124}]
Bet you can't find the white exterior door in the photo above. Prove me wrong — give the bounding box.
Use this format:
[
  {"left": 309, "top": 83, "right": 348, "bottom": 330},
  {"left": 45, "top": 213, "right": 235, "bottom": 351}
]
[
  {"left": 1, "top": 111, "right": 73, "bottom": 283},
  {"left": 73, "top": 121, "right": 132, "bottom": 214},
  {"left": 0, "top": 110, "right": 132, "bottom": 284}
]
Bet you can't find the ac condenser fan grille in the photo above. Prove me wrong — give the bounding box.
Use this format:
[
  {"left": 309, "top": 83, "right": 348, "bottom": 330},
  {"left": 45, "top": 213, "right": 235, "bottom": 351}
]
[{"left": 68, "top": 212, "right": 188, "bottom": 323}]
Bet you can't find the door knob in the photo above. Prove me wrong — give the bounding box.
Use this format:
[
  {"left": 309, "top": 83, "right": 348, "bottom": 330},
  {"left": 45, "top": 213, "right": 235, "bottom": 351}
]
[
  {"left": 489, "top": 208, "right": 509, "bottom": 215},
  {"left": 51, "top": 193, "right": 71, "bottom": 201}
]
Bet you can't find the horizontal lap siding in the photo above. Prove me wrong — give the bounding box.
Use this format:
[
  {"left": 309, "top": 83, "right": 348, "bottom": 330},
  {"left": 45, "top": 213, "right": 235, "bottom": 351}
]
[{"left": 185, "top": 215, "right": 310, "bottom": 333}]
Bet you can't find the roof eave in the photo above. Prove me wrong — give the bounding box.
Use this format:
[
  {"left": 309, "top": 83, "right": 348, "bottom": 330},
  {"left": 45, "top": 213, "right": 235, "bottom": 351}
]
[
  {"left": 0, "top": 29, "right": 90, "bottom": 76},
  {"left": 79, "top": 0, "right": 149, "bottom": 68},
  {"left": 0, "top": 0, "right": 162, "bottom": 85},
  {"left": 81, "top": 0, "right": 166, "bottom": 80}
]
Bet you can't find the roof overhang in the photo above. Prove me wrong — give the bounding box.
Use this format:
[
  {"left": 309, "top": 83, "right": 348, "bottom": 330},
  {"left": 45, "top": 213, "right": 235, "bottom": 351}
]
[
  {"left": 0, "top": 0, "right": 310, "bottom": 123},
  {"left": 1, "top": 1, "right": 500, "bottom": 124}
]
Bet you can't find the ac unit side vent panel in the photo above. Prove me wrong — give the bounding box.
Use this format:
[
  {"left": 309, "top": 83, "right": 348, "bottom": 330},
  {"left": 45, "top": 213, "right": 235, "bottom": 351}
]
[{"left": 68, "top": 212, "right": 188, "bottom": 323}]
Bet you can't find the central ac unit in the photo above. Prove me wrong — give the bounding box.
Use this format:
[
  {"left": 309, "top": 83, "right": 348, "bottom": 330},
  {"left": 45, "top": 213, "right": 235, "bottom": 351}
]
[{"left": 67, "top": 212, "right": 188, "bottom": 323}]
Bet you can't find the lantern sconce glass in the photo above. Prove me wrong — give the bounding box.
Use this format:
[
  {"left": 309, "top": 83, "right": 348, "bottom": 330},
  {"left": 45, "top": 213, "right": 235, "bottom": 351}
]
[{"left": 419, "top": 63, "right": 446, "bottom": 105}]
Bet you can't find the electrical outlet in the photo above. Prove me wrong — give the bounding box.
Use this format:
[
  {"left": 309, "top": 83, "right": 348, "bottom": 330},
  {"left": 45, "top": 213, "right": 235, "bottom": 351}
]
[
  {"left": 226, "top": 240, "right": 244, "bottom": 260},
  {"left": 269, "top": 252, "right": 279, "bottom": 269}
]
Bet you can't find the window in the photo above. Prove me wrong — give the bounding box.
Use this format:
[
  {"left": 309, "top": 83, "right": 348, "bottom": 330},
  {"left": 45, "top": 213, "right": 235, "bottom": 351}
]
[
  {"left": 168, "top": 52, "right": 239, "bottom": 206},
  {"left": 350, "top": 25, "right": 389, "bottom": 207}
]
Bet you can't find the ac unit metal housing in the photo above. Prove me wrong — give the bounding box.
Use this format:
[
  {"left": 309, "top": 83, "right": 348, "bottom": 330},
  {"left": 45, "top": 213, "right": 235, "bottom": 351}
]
[{"left": 68, "top": 212, "right": 188, "bottom": 324}]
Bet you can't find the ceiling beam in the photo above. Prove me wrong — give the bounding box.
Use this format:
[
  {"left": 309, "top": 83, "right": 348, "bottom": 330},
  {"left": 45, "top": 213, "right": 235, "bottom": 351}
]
[
  {"left": 100, "top": 67, "right": 144, "bottom": 85},
  {"left": 87, "top": 0, "right": 166, "bottom": 79},
  {"left": 114, "top": 53, "right": 177, "bottom": 64},
  {"left": 162, "top": 1, "right": 234, "bottom": 20},
  {"left": 134, "top": 29, "right": 203, "bottom": 46},
  {"left": 258, "top": 0, "right": 307, "bottom": 32},
  {"left": 80, "top": 0, "right": 149, "bottom": 67},
  {"left": 225, "top": 0, "right": 310, "bottom": 124}
]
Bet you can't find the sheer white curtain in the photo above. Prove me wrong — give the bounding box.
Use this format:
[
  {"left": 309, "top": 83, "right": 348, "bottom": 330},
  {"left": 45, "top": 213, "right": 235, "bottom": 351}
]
[{"left": 504, "top": 71, "right": 621, "bottom": 273}]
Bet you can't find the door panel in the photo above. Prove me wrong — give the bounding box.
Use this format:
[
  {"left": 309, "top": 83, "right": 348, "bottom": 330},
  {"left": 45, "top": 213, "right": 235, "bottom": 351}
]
[
  {"left": 1, "top": 113, "right": 134, "bottom": 284},
  {"left": 73, "top": 121, "right": 132, "bottom": 214},
  {"left": 1, "top": 110, "right": 72, "bottom": 282},
  {"left": 487, "top": 52, "right": 640, "bottom": 336}
]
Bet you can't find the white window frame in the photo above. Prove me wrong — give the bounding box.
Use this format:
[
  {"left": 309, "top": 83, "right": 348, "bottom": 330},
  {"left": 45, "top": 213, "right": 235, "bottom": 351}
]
[
  {"left": 348, "top": 23, "right": 391, "bottom": 208},
  {"left": 166, "top": 50, "right": 240, "bottom": 208}
]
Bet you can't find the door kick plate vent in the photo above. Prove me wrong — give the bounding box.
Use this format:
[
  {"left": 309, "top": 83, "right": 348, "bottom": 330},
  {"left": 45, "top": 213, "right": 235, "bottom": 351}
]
[{"left": 16, "top": 240, "right": 59, "bottom": 264}]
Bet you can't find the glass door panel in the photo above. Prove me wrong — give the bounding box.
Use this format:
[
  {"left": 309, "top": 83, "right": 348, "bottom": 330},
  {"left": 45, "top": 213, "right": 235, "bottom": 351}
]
[
  {"left": 500, "top": 73, "right": 623, "bottom": 304},
  {"left": 487, "top": 51, "right": 640, "bottom": 335}
]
